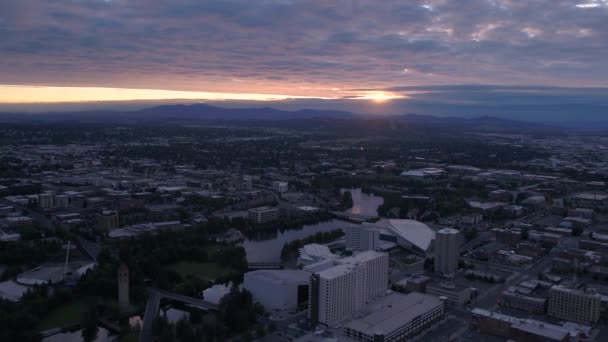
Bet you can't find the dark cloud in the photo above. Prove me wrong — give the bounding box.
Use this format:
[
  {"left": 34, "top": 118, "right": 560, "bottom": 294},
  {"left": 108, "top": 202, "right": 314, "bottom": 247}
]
[{"left": 0, "top": 0, "right": 607, "bottom": 97}]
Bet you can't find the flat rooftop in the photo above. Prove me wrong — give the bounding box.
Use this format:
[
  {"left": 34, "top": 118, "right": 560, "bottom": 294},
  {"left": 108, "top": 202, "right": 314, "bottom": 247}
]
[
  {"left": 344, "top": 292, "right": 442, "bottom": 334},
  {"left": 311, "top": 250, "right": 386, "bottom": 280},
  {"left": 245, "top": 270, "right": 310, "bottom": 285}
]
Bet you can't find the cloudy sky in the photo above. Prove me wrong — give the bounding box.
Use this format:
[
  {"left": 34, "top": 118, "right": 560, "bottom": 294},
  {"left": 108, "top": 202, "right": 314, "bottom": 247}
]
[{"left": 1, "top": 0, "right": 607, "bottom": 119}]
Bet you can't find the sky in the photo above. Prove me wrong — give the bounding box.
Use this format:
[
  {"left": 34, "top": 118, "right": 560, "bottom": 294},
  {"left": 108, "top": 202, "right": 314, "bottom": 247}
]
[{"left": 1, "top": 0, "right": 608, "bottom": 119}]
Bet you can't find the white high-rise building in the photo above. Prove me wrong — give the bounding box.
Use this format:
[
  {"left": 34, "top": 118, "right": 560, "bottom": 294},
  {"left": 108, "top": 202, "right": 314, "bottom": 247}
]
[
  {"left": 434, "top": 228, "right": 460, "bottom": 277},
  {"left": 548, "top": 285, "right": 601, "bottom": 323},
  {"left": 307, "top": 251, "right": 389, "bottom": 327}
]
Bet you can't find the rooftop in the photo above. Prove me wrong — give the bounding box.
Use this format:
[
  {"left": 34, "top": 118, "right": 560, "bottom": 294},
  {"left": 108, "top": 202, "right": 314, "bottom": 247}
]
[
  {"left": 344, "top": 292, "right": 442, "bottom": 334},
  {"left": 311, "top": 250, "right": 386, "bottom": 280},
  {"left": 246, "top": 270, "right": 310, "bottom": 285},
  {"left": 371, "top": 219, "right": 436, "bottom": 252}
]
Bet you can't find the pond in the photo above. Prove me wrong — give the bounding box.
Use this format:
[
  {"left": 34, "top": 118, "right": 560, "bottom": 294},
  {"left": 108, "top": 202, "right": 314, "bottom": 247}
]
[{"left": 341, "top": 188, "right": 384, "bottom": 217}]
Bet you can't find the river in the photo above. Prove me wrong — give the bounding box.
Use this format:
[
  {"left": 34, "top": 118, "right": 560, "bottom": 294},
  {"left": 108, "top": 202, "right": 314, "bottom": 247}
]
[
  {"left": 242, "top": 188, "right": 383, "bottom": 263},
  {"left": 341, "top": 187, "right": 384, "bottom": 217}
]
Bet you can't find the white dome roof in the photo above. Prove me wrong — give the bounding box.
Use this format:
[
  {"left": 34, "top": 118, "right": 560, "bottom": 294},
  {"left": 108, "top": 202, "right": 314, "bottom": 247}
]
[{"left": 386, "top": 219, "right": 435, "bottom": 252}]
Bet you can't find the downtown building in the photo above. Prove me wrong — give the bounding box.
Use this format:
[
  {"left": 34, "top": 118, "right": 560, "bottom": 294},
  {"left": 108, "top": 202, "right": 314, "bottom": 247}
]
[
  {"left": 548, "top": 285, "right": 601, "bottom": 324},
  {"left": 342, "top": 292, "right": 445, "bottom": 342},
  {"left": 307, "top": 250, "right": 389, "bottom": 327},
  {"left": 248, "top": 206, "right": 279, "bottom": 224},
  {"left": 434, "top": 228, "right": 460, "bottom": 277}
]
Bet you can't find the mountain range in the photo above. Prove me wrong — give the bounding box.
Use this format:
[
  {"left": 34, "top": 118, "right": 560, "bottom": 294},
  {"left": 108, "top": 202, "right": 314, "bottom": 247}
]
[{"left": 0, "top": 103, "right": 567, "bottom": 133}]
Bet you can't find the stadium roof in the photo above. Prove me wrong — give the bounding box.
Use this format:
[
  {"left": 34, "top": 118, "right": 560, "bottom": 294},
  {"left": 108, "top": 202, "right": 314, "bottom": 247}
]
[{"left": 386, "top": 219, "right": 435, "bottom": 252}]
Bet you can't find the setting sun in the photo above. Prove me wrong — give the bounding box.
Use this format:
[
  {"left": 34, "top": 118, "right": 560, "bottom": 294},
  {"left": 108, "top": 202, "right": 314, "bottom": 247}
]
[{"left": 355, "top": 91, "right": 406, "bottom": 103}]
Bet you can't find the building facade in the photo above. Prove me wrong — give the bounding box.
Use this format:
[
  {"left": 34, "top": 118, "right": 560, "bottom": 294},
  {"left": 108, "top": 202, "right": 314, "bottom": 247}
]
[
  {"left": 344, "top": 226, "right": 380, "bottom": 251},
  {"left": 499, "top": 288, "right": 547, "bottom": 314},
  {"left": 342, "top": 292, "right": 445, "bottom": 342},
  {"left": 308, "top": 251, "right": 389, "bottom": 327},
  {"left": 248, "top": 206, "right": 279, "bottom": 224},
  {"left": 548, "top": 285, "right": 601, "bottom": 324},
  {"left": 434, "top": 228, "right": 460, "bottom": 277}
]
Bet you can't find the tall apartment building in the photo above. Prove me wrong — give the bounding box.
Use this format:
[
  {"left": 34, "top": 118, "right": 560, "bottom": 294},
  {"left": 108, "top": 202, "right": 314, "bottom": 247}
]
[
  {"left": 307, "top": 251, "right": 389, "bottom": 327},
  {"left": 548, "top": 285, "right": 601, "bottom": 324},
  {"left": 434, "top": 228, "right": 460, "bottom": 277},
  {"left": 97, "top": 210, "right": 119, "bottom": 231},
  {"left": 248, "top": 206, "right": 279, "bottom": 224}
]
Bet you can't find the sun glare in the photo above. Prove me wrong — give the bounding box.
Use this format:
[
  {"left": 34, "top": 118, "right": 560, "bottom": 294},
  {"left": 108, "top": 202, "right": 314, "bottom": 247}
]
[
  {"left": 356, "top": 91, "right": 405, "bottom": 103},
  {"left": 0, "top": 85, "right": 329, "bottom": 103}
]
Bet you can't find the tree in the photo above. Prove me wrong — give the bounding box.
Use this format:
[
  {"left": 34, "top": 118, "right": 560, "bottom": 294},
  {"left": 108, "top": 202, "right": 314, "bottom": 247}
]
[
  {"left": 521, "top": 228, "right": 529, "bottom": 240},
  {"left": 256, "top": 324, "right": 266, "bottom": 337},
  {"left": 81, "top": 304, "right": 99, "bottom": 342},
  {"left": 175, "top": 318, "right": 196, "bottom": 342},
  {"left": 424, "top": 257, "right": 434, "bottom": 271}
]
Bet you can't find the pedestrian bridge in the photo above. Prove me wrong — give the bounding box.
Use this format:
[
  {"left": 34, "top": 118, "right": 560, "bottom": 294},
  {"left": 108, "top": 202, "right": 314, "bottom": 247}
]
[{"left": 139, "top": 287, "right": 218, "bottom": 342}]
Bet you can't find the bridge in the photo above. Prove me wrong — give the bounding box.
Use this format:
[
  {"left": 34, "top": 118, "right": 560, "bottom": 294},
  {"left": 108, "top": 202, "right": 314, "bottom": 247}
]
[
  {"left": 247, "top": 262, "right": 283, "bottom": 270},
  {"left": 139, "top": 287, "right": 218, "bottom": 342},
  {"left": 78, "top": 237, "right": 101, "bottom": 261},
  {"left": 331, "top": 211, "right": 377, "bottom": 222}
]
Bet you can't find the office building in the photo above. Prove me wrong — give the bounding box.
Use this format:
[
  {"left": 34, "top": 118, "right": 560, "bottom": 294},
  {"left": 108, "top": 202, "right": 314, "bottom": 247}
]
[
  {"left": 548, "top": 285, "right": 601, "bottom": 324},
  {"left": 434, "top": 228, "right": 460, "bottom": 277},
  {"left": 342, "top": 292, "right": 445, "bottom": 342},
  {"left": 472, "top": 308, "right": 591, "bottom": 342},
  {"left": 272, "top": 181, "right": 289, "bottom": 193},
  {"left": 38, "top": 192, "right": 55, "bottom": 209},
  {"left": 426, "top": 281, "right": 471, "bottom": 307},
  {"left": 308, "top": 251, "right": 389, "bottom": 327},
  {"left": 344, "top": 226, "right": 381, "bottom": 251},
  {"left": 248, "top": 206, "right": 279, "bottom": 224},
  {"left": 97, "top": 210, "right": 119, "bottom": 231},
  {"left": 394, "top": 274, "right": 431, "bottom": 293},
  {"left": 498, "top": 287, "right": 547, "bottom": 314}
]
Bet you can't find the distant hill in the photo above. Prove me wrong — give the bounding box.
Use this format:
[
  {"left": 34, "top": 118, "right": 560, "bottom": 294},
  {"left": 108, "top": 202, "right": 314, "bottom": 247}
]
[
  {"left": 0, "top": 103, "right": 356, "bottom": 123},
  {"left": 0, "top": 103, "right": 561, "bottom": 133}
]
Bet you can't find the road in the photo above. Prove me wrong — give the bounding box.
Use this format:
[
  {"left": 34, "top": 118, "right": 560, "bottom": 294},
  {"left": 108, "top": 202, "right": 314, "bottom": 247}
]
[
  {"left": 78, "top": 237, "right": 102, "bottom": 261},
  {"left": 470, "top": 245, "right": 560, "bottom": 311}
]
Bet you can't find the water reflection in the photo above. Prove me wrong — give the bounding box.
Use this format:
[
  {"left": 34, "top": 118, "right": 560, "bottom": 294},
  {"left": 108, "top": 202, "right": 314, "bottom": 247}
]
[
  {"left": 341, "top": 188, "right": 383, "bottom": 217},
  {"left": 241, "top": 189, "right": 383, "bottom": 263},
  {"left": 161, "top": 308, "right": 190, "bottom": 323},
  {"left": 241, "top": 219, "right": 354, "bottom": 263},
  {"left": 203, "top": 282, "right": 237, "bottom": 304}
]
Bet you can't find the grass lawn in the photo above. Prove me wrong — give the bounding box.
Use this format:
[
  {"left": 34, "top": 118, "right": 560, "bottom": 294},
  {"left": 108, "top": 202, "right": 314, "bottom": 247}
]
[
  {"left": 169, "top": 261, "right": 230, "bottom": 282},
  {"left": 37, "top": 296, "right": 99, "bottom": 331}
]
